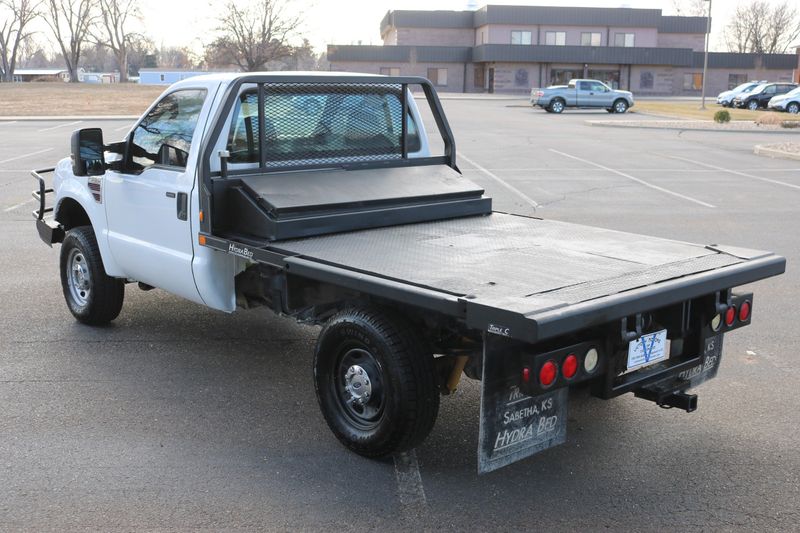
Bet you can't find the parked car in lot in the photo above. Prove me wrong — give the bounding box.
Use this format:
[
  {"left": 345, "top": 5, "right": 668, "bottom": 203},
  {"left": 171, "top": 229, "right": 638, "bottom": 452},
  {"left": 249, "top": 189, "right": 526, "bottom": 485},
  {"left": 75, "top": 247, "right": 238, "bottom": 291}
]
[
  {"left": 733, "top": 82, "right": 798, "bottom": 110},
  {"left": 530, "top": 79, "right": 634, "bottom": 113},
  {"left": 768, "top": 86, "right": 800, "bottom": 114},
  {"left": 716, "top": 81, "right": 765, "bottom": 107}
]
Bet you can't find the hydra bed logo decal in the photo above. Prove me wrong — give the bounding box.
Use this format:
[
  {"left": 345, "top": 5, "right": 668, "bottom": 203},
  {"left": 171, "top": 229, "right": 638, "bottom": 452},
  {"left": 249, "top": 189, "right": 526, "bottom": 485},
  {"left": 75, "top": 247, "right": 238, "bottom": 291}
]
[
  {"left": 228, "top": 242, "right": 254, "bottom": 259},
  {"left": 488, "top": 324, "right": 511, "bottom": 337}
]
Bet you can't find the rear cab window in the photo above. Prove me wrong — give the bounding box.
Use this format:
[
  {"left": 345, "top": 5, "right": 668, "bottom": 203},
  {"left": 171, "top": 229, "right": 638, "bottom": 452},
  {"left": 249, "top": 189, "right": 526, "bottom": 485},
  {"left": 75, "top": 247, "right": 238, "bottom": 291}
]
[{"left": 226, "top": 85, "right": 422, "bottom": 168}]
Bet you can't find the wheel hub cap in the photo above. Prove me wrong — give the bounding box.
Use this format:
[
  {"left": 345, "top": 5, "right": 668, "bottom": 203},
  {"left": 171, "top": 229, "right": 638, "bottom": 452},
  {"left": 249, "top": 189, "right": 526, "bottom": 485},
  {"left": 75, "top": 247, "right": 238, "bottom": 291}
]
[
  {"left": 344, "top": 364, "right": 372, "bottom": 405},
  {"left": 67, "top": 250, "right": 91, "bottom": 306}
]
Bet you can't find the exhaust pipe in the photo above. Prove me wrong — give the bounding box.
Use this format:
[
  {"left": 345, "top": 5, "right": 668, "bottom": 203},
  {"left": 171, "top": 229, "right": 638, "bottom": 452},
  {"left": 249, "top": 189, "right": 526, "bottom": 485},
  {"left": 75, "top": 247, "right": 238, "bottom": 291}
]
[{"left": 634, "top": 388, "right": 698, "bottom": 413}]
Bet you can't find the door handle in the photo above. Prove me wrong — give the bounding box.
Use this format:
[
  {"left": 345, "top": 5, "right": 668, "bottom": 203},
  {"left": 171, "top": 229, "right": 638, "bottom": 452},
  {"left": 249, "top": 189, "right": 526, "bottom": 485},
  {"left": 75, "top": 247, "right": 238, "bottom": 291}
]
[
  {"left": 165, "top": 191, "right": 176, "bottom": 198},
  {"left": 176, "top": 192, "right": 188, "bottom": 221}
]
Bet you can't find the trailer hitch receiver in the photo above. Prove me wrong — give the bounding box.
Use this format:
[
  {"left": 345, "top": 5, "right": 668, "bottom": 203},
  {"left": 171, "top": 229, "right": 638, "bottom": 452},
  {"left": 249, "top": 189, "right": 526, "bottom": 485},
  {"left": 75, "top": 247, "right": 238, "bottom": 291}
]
[{"left": 634, "top": 387, "right": 698, "bottom": 413}]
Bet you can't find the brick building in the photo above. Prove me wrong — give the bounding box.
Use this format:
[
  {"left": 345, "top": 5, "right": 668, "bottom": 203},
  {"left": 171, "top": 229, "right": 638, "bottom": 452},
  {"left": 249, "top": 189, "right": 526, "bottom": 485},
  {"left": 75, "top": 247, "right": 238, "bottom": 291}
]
[{"left": 328, "top": 5, "right": 800, "bottom": 95}]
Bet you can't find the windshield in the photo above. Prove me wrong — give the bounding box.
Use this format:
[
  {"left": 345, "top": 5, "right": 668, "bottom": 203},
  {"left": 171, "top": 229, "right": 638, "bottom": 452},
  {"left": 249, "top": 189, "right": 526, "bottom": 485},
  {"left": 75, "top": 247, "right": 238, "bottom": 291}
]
[
  {"left": 733, "top": 83, "right": 757, "bottom": 93},
  {"left": 745, "top": 84, "right": 768, "bottom": 95}
]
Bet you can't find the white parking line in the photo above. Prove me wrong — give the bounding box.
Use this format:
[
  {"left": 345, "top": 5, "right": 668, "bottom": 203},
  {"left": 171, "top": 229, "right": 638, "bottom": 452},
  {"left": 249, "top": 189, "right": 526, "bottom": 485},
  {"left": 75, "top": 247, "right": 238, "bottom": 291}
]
[
  {"left": 0, "top": 121, "right": 18, "bottom": 126},
  {"left": 459, "top": 153, "right": 539, "bottom": 209},
  {"left": 37, "top": 120, "right": 82, "bottom": 132},
  {"left": 3, "top": 198, "right": 34, "bottom": 213},
  {"left": 461, "top": 168, "right": 800, "bottom": 173},
  {"left": 114, "top": 123, "right": 133, "bottom": 132},
  {"left": 666, "top": 155, "right": 800, "bottom": 191},
  {"left": 548, "top": 149, "right": 716, "bottom": 208},
  {"left": 0, "top": 147, "right": 54, "bottom": 165},
  {"left": 393, "top": 450, "right": 428, "bottom": 514}
]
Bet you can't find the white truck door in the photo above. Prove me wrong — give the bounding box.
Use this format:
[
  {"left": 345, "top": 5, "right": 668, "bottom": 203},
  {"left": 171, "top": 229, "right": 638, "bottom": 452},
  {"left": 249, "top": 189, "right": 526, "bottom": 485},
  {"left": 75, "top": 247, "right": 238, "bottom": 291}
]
[{"left": 103, "top": 89, "right": 209, "bottom": 304}]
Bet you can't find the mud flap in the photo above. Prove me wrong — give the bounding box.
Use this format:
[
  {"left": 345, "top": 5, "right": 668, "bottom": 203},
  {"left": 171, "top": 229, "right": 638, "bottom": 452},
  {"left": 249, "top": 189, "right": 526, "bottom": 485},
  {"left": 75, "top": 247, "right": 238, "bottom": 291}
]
[{"left": 478, "top": 333, "right": 567, "bottom": 474}]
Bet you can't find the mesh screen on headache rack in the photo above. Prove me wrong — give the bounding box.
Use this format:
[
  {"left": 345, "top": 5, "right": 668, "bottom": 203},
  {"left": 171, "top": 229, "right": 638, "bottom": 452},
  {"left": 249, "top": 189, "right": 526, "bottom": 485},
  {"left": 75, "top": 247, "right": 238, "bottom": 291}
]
[{"left": 226, "top": 83, "right": 421, "bottom": 167}]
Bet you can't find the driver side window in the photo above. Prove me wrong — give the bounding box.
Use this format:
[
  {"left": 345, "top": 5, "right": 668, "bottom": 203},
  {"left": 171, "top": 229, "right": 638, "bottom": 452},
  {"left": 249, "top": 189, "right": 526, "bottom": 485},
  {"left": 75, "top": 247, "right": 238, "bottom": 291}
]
[{"left": 128, "top": 89, "right": 207, "bottom": 173}]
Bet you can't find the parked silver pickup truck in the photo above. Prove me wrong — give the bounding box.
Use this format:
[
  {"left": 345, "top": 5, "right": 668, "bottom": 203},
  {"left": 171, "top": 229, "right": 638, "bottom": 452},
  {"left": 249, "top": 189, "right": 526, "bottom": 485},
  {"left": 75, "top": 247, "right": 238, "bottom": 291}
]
[{"left": 530, "top": 79, "right": 634, "bottom": 113}]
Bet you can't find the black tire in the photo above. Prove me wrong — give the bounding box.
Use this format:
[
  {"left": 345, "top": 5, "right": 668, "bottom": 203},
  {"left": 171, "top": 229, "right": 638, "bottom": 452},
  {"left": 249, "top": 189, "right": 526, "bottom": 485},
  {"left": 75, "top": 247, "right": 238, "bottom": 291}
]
[
  {"left": 60, "top": 225, "right": 124, "bottom": 325},
  {"left": 549, "top": 98, "right": 565, "bottom": 114},
  {"left": 313, "top": 307, "right": 439, "bottom": 457},
  {"left": 788, "top": 102, "right": 800, "bottom": 114},
  {"left": 613, "top": 99, "right": 628, "bottom": 114}
]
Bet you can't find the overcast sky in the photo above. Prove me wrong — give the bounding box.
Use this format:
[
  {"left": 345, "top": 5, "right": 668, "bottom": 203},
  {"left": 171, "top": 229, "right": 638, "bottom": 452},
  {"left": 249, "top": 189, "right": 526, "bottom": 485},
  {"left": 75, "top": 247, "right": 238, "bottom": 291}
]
[{"left": 125, "top": 0, "right": 794, "bottom": 54}]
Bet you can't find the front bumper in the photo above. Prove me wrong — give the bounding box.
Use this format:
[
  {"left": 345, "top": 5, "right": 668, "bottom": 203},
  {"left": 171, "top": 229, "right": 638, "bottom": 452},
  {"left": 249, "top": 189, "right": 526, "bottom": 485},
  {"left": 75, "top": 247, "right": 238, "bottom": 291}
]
[{"left": 32, "top": 168, "right": 63, "bottom": 246}]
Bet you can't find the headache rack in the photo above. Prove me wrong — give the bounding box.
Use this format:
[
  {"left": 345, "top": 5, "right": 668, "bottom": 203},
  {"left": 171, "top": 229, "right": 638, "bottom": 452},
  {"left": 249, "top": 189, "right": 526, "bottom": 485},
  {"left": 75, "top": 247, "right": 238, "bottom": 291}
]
[{"left": 197, "top": 75, "right": 461, "bottom": 240}]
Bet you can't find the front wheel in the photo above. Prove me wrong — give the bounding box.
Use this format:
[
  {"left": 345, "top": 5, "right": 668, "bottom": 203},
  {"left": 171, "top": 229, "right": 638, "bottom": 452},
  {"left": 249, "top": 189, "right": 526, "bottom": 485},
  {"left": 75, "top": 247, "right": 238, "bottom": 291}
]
[
  {"left": 613, "top": 99, "right": 629, "bottom": 113},
  {"left": 313, "top": 307, "right": 439, "bottom": 457},
  {"left": 60, "top": 226, "right": 124, "bottom": 325},
  {"left": 788, "top": 102, "right": 800, "bottom": 114},
  {"left": 747, "top": 100, "right": 759, "bottom": 111}
]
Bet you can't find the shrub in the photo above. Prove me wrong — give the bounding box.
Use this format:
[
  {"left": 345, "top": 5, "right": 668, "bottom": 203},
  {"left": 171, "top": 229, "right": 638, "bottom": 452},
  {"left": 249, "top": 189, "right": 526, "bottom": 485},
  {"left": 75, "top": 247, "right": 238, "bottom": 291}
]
[
  {"left": 713, "top": 110, "right": 731, "bottom": 123},
  {"left": 781, "top": 120, "right": 800, "bottom": 129},
  {"left": 756, "top": 114, "right": 784, "bottom": 125}
]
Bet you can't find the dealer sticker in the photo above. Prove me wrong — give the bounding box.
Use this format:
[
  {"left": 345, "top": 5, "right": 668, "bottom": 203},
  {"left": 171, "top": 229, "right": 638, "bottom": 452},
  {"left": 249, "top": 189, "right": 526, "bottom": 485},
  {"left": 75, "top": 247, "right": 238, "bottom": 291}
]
[{"left": 627, "top": 329, "right": 668, "bottom": 371}]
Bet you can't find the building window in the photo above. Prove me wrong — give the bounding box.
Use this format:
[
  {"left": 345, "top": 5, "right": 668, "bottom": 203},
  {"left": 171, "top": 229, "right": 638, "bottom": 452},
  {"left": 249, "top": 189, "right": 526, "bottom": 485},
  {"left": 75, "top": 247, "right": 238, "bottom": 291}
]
[
  {"left": 474, "top": 66, "right": 485, "bottom": 88},
  {"left": 551, "top": 69, "right": 580, "bottom": 85},
  {"left": 640, "top": 71, "right": 654, "bottom": 89},
  {"left": 380, "top": 67, "right": 400, "bottom": 76},
  {"left": 428, "top": 68, "right": 448, "bottom": 87},
  {"left": 728, "top": 73, "right": 747, "bottom": 89},
  {"left": 588, "top": 69, "right": 620, "bottom": 89},
  {"left": 580, "top": 32, "right": 602, "bottom": 46},
  {"left": 614, "top": 33, "right": 635, "bottom": 47},
  {"left": 159, "top": 74, "right": 165, "bottom": 81},
  {"left": 544, "top": 31, "right": 566, "bottom": 46},
  {"left": 683, "top": 73, "right": 703, "bottom": 91},
  {"left": 511, "top": 31, "right": 532, "bottom": 45}
]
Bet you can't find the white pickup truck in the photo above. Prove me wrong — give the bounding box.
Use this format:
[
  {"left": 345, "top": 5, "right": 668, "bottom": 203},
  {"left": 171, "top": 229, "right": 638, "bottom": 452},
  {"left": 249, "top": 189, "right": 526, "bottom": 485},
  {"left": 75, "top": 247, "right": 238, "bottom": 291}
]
[{"left": 32, "top": 73, "right": 784, "bottom": 473}]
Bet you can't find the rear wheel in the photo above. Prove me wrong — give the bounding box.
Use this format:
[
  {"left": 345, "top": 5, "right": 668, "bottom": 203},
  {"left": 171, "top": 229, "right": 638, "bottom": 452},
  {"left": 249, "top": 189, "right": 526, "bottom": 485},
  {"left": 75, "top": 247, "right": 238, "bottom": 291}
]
[
  {"left": 788, "top": 102, "right": 800, "bottom": 114},
  {"left": 313, "top": 307, "right": 439, "bottom": 457},
  {"left": 549, "top": 99, "right": 565, "bottom": 114},
  {"left": 747, "top": 100, "right": 760, "bottom": 111},
  {"left": 60, "top": 226, "right": 124, "bottom": 325},
  {"left": 613, "top": 99, "right": 629, "bottom": 113}
]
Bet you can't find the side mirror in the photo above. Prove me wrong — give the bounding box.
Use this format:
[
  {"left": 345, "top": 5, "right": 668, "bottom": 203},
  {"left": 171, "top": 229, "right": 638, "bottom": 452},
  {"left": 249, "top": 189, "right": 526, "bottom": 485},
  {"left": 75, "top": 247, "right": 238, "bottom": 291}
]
[{"left": 70, "top": 128, "right": 106, "bottom": 176}]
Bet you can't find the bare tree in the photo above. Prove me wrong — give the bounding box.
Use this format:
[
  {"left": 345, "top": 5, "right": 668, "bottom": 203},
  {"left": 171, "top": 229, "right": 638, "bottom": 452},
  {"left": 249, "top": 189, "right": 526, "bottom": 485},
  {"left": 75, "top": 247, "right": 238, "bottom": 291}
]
[
  {"left": 91, "top": 0, "right": 138, "bottom": 81},
  {"left": 43, "top": 0, "right": 96, "bottom": 82},
  {"left": 0, "top": 0, "right": 41, "bottom": 82},
  {"left": 206, "top": 0, "right": 303, "bottom": 71},
  {"left": 671, "top": 0, "right": 708, "bottom": 17},
  {"left": 724, "top": 0, "right": 800, "bottom": 54}
]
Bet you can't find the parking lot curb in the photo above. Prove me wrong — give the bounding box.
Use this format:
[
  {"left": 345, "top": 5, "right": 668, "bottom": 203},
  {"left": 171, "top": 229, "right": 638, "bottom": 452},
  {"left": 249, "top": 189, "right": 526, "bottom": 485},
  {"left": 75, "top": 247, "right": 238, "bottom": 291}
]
[
  {"left": 754, "top": 144, "right": 800, "bottom": 161},
  {"left": 585, "top": 120, "right": 799, "bottom": 134},
  {"left": 0, "top": 115, "right": 137, "bottom": 121}
]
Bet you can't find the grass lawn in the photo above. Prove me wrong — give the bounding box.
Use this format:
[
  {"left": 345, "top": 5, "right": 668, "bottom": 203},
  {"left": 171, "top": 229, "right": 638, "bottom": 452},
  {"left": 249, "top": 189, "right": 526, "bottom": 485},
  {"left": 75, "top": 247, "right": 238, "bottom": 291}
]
[
  {"left": 632, "top": 100, "right": 775, "bottom": 121},
  {"left": 0, "top": 83, "right": 165, "bottom": 116}
]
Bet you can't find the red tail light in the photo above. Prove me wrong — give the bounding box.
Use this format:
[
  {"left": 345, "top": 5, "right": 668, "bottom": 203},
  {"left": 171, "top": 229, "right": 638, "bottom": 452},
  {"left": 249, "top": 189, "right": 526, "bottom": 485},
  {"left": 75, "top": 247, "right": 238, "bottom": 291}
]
[
  {"left": 725, "top": 306, "right": 736, "bottom": 326},
  {"left": 562, "top": 354, "right": 578, "bottom": 379},
  {"left": 539, "top": 360, "right": 557, "bottom": 387},
  {"left": 537, "top": 91, "right": 544, "bottom": 96},
  {"left": 739, "top": 301, "right": 751, "bottom": 321},
  {"left": 522, "top": 367, "right": 531, "bottom": 383}
]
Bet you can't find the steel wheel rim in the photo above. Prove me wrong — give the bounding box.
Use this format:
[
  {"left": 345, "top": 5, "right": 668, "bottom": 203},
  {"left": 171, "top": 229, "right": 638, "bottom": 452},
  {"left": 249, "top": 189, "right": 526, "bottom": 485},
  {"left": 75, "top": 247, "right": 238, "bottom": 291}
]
[
  {"left": 334, "top": 346, "right": 386, "bottom": 430},
  {"left": 748, "top": 101, "right": 758, "bottom": 110},
  {"left": 789, "top": 103, "right": 799, "bottom": 114},
  {"left": 67, "top": 248, "right": 91, "bottom": 307},
  {"left": 615, "top": 101, "right": 626, "bottom": 113},
  {"left": 553, "top": 101, "right": 563, "bottom": 112}
]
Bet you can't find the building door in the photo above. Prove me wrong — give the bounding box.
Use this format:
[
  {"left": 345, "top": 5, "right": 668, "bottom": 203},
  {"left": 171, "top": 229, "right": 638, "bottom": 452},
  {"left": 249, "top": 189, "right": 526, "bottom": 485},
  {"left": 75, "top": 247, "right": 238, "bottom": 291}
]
[{"left": 488, "top": 68, "right": 494, "bottom": 93}]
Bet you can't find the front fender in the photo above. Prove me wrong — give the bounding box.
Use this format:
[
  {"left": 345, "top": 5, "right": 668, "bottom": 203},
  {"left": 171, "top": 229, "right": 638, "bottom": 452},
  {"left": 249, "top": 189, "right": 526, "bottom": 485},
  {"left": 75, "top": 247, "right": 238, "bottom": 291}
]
[{"left": 53, "top": 159, "right": 124, "bottom": 278}]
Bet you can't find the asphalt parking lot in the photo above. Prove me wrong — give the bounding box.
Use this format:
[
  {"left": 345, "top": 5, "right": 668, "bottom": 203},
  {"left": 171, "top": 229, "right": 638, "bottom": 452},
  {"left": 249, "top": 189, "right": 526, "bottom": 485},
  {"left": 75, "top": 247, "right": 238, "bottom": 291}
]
[{"left": 1, "top": 101, "right": 799, "bottom": 531}]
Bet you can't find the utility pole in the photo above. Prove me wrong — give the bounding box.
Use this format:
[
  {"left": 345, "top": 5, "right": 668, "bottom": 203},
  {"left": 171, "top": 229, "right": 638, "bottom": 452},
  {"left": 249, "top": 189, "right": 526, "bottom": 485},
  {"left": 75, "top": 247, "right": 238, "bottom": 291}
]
[{"left": 700, "top": 0, "right": 712, "bottom": 110}]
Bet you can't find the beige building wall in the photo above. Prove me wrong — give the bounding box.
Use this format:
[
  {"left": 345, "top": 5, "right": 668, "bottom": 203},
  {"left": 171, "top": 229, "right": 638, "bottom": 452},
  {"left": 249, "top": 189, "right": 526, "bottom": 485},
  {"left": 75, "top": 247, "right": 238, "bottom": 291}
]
[
  {"left": 330, "top": 61, "right": 468, "bottom": 93},
  {"left": 385, "top": 27, "right": 475, "bottom": 47}
]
